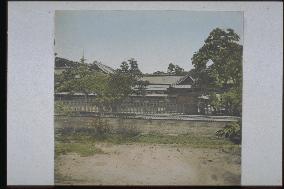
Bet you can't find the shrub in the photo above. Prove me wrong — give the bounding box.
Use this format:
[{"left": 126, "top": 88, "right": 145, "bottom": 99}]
[
  {"left": 55, "top": 142, "right": 104, "bottom": 157},
  {"left": 56, "top": 118, "right": 112, "bottom": 140},
  {"left": 56, "top": 127, "right": 75, "bottom": 135},
  {"left": 55, "top": 101, "right": 73, "bottom": 116},
  {"left": 216, "top": 121, "right": 241, "bottom": 144},
  {"left": 91, "top": 118, "right": 112, "bottom": 139}
]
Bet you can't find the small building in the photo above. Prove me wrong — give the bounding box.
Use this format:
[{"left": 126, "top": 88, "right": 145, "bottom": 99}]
[
  {"left": 123, "top": 73, "right": 201, "bottom": 114},
  {"left": 119, "top": 75, "right": 186, "bottom": 114},
  {"left": 140, "top": 75, "right": 185, "bottom": 95},
  {"left": 167, "top": 73, "right": 199, "bottom": 114}
]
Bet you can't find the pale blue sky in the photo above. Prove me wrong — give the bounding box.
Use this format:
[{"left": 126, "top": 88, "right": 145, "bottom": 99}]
[{"left": 55, "top": 11, "right": 243, "bottom": 73}]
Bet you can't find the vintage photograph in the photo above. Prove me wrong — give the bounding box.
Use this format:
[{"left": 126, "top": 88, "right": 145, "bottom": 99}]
[{"left": 54, "top": 11, "right": 243, "bottom": 185}]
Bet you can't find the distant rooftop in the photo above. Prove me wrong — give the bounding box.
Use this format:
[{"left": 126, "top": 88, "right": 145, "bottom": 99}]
[
  {"left": 93, "top": 62, "right": 114, "bottom": 74},
  {"left": 55, "top": 57, "right": 114, "bottom": 74},
  {"left": 55, "top": 57, "right": 79, "bottom": 68},
  {"left": 141, "top": 75, "right": 184, "bottom": 85}
]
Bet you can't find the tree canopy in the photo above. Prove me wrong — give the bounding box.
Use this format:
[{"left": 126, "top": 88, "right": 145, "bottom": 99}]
[
  {"left": 167, "top": 63, "right": 186, "bottom": 75},
  {"left": 55, "top": 63, "right": 111, "bottom": 107},
  {"left": 115, "top": 58, "right": 148, "bottom": 96},
  {"left": 55, "top": 58, "right": 147, "bottom": 111},
  {"left": 191, "top": 28, "right": 243, "bottom": 116}
]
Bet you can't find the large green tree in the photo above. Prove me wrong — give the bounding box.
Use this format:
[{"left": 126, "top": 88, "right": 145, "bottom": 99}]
[
  {"left": 55, "top": 58, "right": 147, "bottom": 113},
  {"left": 55, "top": 63, "right": 110, "bottom": 112},
  {"left": 114, "top": 58, "right": 148, "bottom": 97},
  {"left": 191, "top": 28, "right": 242, "bottom": 116}
]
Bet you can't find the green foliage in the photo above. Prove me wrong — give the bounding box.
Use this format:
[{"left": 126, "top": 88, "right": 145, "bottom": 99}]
[
  {"left": 56, "top": 129, "right": 237, "bottom": 149},
  {"left": 55, "top": 58, "right": 146, "bottom": 112},
  {"left": 55, "top": 119, "right": 238, "bottom": 148},
  {"left": 134, "top": 80, "right": 149, "bottom": 96},
  {"left": 209, "top": 87, "right": 242, "bottom": 116},
  {"left": 108, "top": 71, "right": 133, "bottom": 100},
  {"left": 55, "top": 64, "right": 113, "bottom": 112},
  {"left": 174, "top": 65, "right": 185, "bottom": 75},
  {"left": 90, "top": 118, "right": 112, "bottom": 139},
  {"left": 55, "top": 64, "right": 109, "bottom": 95},
  {"left": 55, "top": 142, "right": 104, "bottom": 157},
  {"left": 167, "top": 63, "right": 186, "bottom": 75},
  {"left": 152, "top": 71, "right": 166, "bottom": 75},
  {"left": 128, "top": 58, "right": 143, "bottom": 78},
  {"left": 119, "top": 61, "right": 130, "bottom": 73},
  {"left": 220, "top": 88, "right": 242, "bottom": 116},
  {"left": 135, "top": 133, "right": 236, "bottom": 148},
  {"left": 55, "top": 101, "right": 73, "bottom": 116},
  {"left": 114, "top": 58, "right": 147, "bottom": 97},
  {"left": 117, "top": 58, "right": 142, "bottom": 77},
  {"left": 191, "top": 28, "right": 242, "bottom": 90},
  {"left": 191, "top": 28, "right": 242, "bottom": 116},
  {"left": 167, "top": 63, "right": 176, "bottom": 73},
  {"left": 216, "top": 121, "right": 241, "bottom": 144}
]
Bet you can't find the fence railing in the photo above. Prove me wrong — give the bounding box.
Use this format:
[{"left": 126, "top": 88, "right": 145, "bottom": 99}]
[{"left": 56, "top": 99, "right": 182, "bottom": 114}]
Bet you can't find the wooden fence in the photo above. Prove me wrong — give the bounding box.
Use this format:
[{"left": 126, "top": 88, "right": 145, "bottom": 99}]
[{"left": 55, "top": 99, "right": 183, "bottom": 114}]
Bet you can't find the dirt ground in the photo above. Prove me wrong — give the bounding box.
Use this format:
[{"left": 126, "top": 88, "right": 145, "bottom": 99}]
[{"left": 55, "top": 143, "right": 241, "bottom": 185}]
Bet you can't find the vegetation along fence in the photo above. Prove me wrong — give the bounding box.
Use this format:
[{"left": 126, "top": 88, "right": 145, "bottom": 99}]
[{"left": 55, "top": 99, "right": 182, "bottom": 115}]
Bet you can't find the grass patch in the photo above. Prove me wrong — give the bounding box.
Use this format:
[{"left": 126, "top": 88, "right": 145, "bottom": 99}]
[
  {"left": 56, "top": 127, "right": 238, "bottom": 150},
  {"left": 135, "top": 133, "right": 236, "bottom": 148},
  {"left": 55, "top": 141, "right": 104, "bottom": 157},
  {"left": 55, "top": 132, "right": 240, "bottom": 159}
]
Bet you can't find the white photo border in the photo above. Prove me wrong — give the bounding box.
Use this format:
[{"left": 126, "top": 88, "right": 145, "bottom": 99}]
[{"left": 7, "top": 1, "right": 282, "bottom": 185}]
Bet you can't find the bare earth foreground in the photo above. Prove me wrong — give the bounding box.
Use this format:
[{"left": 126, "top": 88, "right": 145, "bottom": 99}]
[{"left": 55, "top": 143, "right": 240, "bottom": 185}]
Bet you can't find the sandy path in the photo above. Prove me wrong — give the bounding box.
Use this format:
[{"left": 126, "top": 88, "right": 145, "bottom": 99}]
[{"left": 55, "top": 143, "right": 240, "bottom": 185}]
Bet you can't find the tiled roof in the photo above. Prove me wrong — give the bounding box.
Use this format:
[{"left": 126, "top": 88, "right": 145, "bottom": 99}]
[
  {"left": 94, "top": 62, "right": 114, "bottom": 74},
  {"left": 55, "top": 57, "right": 114, "bottom": 74},
  {"left": 133, "top": 84, "right": 169, "bottom": 91},
  {"left": 172, "top": 72, "right": 194, "bottom": 86},
  {"left": 145, "top": 85, "right": 169, "bottom": 91},
  {"left": 55, "top": 57, "right": 79, "bottom": 68},
  {"left": 141, "top": 76, "right": 184, "bottom": 85}
]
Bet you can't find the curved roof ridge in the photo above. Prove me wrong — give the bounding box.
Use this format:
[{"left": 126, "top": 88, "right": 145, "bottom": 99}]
[
  {"left": 93, "top": 61, "right": 114, "bottom": 74},
  {"left": 171, "top": 72, "right": 194, "bottom": 86}
]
